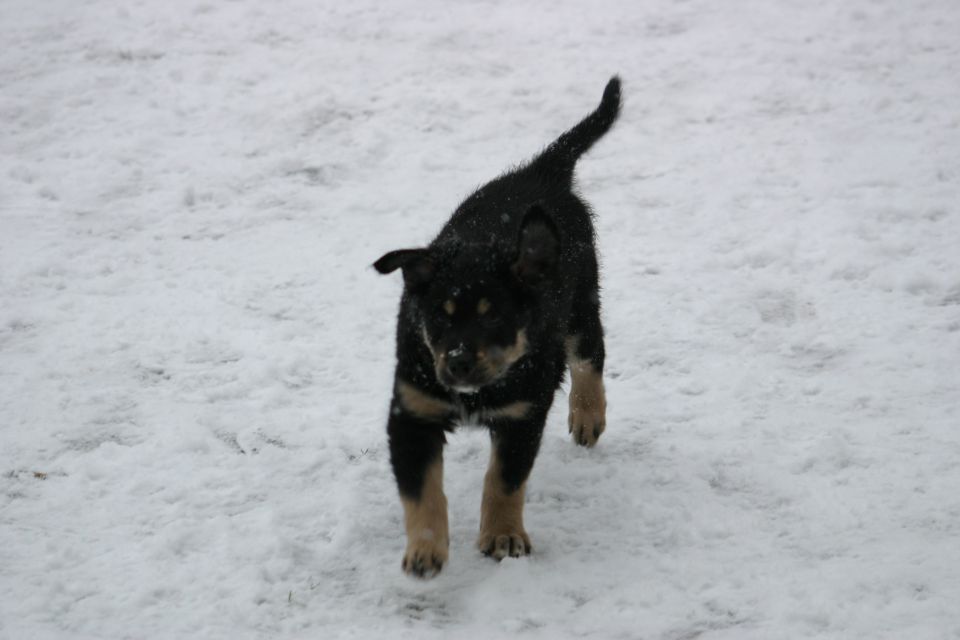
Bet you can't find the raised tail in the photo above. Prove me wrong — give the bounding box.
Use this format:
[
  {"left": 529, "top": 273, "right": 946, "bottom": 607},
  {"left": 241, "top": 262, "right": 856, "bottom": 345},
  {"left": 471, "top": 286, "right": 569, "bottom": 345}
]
[{"left": 533, "top": 76, "right": 621, "bottom": 181}]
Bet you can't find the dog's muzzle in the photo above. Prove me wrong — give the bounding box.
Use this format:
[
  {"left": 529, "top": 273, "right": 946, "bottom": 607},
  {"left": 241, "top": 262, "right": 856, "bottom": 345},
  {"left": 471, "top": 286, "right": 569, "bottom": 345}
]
[{"left": 438, "top": 347, "right": 488, "bottom": 393}]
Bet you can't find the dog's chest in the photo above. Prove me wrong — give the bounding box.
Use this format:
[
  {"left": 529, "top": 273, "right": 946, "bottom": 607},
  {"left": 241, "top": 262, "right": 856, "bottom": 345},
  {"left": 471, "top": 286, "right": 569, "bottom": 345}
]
[{"left": 453, "top": 390, "right": 535, "bottom": 427}]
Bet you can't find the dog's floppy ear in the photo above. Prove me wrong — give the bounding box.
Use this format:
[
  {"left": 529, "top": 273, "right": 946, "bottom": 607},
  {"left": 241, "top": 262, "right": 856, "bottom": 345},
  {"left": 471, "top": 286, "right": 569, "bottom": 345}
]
[
  {"left": 373, "top": 248, "right": 435, "bottom": 290},
  {"left": 512, "top": 205, "right": 560, "bottom": 287}
]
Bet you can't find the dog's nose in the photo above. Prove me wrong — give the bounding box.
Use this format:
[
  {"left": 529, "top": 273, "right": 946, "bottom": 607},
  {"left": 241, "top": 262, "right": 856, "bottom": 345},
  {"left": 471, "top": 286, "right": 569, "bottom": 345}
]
[{"left": 447, "top": 351, "right": 475, "bottom": 379}]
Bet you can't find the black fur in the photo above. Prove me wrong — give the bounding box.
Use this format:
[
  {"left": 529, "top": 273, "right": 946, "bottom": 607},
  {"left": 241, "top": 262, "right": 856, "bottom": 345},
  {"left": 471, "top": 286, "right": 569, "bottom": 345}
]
[{"left": 376, "top": 77, "right": 620, "bottom": 512}]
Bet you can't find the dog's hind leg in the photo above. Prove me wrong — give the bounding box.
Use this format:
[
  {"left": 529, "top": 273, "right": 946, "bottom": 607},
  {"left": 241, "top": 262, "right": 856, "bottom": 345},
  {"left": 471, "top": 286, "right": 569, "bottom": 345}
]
[{"left": 565, "top": 293, "right": 607, "bottom": 447}]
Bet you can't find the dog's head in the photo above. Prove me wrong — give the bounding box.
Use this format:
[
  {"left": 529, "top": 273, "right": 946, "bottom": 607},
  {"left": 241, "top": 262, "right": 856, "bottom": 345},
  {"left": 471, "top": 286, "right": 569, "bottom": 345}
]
[{"left": 374, "top": 207, "right": 559, "bottom": 393}]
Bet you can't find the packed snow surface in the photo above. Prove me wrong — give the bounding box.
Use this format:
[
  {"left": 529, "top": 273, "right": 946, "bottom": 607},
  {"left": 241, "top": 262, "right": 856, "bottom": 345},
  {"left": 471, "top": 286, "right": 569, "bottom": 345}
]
[{"left": 2, "top": 0, "right": 959, "bottom": 638}]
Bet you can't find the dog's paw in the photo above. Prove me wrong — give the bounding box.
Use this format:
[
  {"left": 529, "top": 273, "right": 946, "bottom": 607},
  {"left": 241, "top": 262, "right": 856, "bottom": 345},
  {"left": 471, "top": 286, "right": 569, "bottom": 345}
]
[
  {"left": 477, "top": 528, "right": 532, "bottom": 561},
  {"left": 568, "top": 364, "right": 606, "bottom": 447},
  {"left": 402, "top": 537, "right": 448, "bottom": 579},
  {"left": 569, "top": 401, "right": 605, "bottom": 447}
]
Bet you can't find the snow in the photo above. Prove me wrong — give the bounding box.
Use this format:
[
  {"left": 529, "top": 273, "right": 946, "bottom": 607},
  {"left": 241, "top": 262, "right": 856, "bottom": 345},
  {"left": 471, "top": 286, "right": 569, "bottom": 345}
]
[{"left": 2, "top": 0, "right": 959, "bottom": 637}]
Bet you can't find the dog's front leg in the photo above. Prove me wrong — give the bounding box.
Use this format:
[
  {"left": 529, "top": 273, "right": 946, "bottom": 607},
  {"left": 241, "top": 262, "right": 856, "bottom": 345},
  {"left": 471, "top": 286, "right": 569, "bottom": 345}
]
[
  {"left": 478, "top": 420, "right": 544, "bottom": 560},
  {"left": 388, "top": 380, "right": 452, "bottom": 578},
  {"left": 565, "top": 331, "right": 607, "bottom": 448}
]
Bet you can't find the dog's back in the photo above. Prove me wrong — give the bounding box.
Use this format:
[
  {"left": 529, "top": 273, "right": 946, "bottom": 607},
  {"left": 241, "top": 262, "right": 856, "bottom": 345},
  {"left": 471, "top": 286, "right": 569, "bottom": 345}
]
[{"left": 435, "top": 77, "right": 622, "bottom": 252}]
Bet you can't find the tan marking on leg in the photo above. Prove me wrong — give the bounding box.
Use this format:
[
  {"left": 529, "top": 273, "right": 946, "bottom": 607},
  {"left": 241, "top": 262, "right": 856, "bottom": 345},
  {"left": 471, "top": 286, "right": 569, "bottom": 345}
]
[
  {"left": 482, "top": 401, "right": 532, "bottom": 422},
  {"left": 396, "top": 380, "right": 454, "bottom": 421},
  {"left": 565, "top": 336, "right": 607, "bottom": 447},
  {"left": 400, "top": 456, "right": 449, "bottom": 578},
  {"left": 477, "top": 447, "right": 531, "bottom": 560}
]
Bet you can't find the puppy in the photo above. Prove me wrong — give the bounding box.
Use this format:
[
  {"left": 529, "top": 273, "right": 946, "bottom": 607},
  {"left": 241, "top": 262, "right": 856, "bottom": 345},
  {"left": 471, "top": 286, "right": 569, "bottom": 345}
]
[{"left": 374, "top": 77, "right": 621, "bottom": 578}]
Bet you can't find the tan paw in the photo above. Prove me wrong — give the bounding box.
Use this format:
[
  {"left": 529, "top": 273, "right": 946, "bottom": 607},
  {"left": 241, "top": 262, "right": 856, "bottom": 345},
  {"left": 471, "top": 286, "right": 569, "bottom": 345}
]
[
  {"left": 567, "top": 356, "right": 607, "bottom": 447},
  {"left": 569, "top": 401, "right": 605, "bottom": 447},
  {"left": 402, "top": 536, "right": 448, "bottom": 579},
  {"left": 477, "top": 529, "right": 532, "bottom": 561}
]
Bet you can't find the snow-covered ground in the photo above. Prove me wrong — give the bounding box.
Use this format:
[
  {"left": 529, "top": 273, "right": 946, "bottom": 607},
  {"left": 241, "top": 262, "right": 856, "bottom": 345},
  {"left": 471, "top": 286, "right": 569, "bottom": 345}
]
[{"left": 2, "top": 0, "right": 959, "bottom": 637}]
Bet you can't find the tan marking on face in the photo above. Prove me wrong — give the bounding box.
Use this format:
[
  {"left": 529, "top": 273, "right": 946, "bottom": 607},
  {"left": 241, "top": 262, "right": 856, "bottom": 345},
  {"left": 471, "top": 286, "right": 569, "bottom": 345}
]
[
  {"left": 482, "top": 401, "right": 532, "bottom": 422},
  {"left": 400, "top": 455, "right": 449, "bottom": 577},
  {"left": 422, "top": 325, "right": 446, "bottom": 368},
  {"left": 565, "top": 336, "right": 606, "bottom": 447},
  {"left": 477, "top": 298, "right": 491, "bottom": 315},
  {"left": 396, "top": 380, "right": 454, "bottom": 421},
  {"left": 443, "top": 299, "right": 456, "bottom": 315},
  {"left": 422, "top": 326, "right": 456, "bottom": 387},
  {"left": 476, "top": 328, "right": 528, "bottom": 380},
  {"left": 505, "top": 328, "right": 528, "bottom": 364},
  {"left": 477, "top": 444, "right": 531, "bottom": 559}
]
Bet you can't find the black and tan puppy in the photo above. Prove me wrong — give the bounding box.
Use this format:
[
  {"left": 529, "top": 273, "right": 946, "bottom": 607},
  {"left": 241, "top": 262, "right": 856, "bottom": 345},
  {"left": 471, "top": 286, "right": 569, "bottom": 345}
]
[{"left": 374, "top": 77, "right": 621, "bottom": 578}]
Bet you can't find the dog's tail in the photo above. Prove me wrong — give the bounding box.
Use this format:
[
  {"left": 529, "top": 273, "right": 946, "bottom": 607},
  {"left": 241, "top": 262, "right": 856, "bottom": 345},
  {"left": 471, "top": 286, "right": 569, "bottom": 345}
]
[{"left": 532, "top": 76, "right": 621, "bottom": 182}]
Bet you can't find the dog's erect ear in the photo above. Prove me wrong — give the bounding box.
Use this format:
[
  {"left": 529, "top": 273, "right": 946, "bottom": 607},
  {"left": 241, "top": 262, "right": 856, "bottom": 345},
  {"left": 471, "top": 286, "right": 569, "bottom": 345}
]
[
  {"left": 512, "top": 205, "right": 560, "bottom": 287},
  {"left": 373, "top": 248, "right": 435, "bottom": 290}
]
